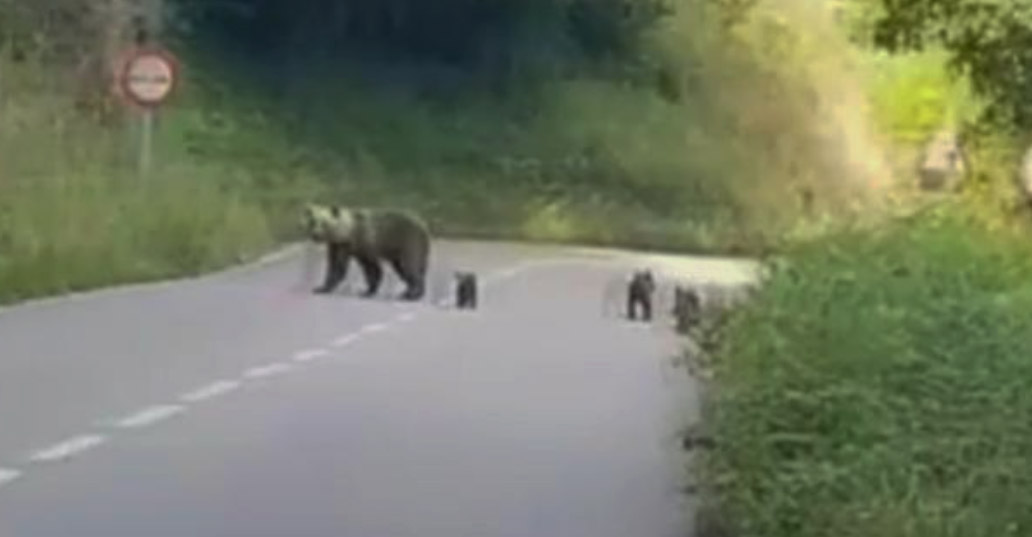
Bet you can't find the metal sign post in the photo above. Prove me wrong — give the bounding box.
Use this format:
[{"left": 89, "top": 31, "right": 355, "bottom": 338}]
[
  {"left": 118, "top": 47, "right": 179, "bottom": 180},
  {"left": 139, "top": 108, "right": 154, "bottom": 178}
]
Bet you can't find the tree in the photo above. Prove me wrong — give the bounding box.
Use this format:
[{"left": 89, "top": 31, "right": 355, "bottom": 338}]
[
  {"left": 870, "top": 0, "right": 1032, "bottom": 132},
  {"left": 169, "top": 0, "right": 673, "bottom": 76},
  {"left": 0, "top": 0, "right": 158, "bottom": 124}
]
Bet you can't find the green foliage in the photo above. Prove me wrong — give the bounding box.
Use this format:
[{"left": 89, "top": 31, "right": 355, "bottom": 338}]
[
  {"left": 0, "top": 178, "right": 271, "bottom": 302},
  {"left": 151, "top": 0, "right": 906, "bottom": 262},
  {"left": 856, "top": 47, "right": 989, "bottom": 185},
  {"left": 241, "top": 69, "right": 755, "bottom": 252},
  {"left": 172, "top": 0, "right": 674, "bottom": 87},
  {"left": 0, "top": 58, "right": 274, "bottom": 304},
  {"left": 683, "top": 0, "right": 893, "bottom": 219},
  {"left": 864, "top": 49, "right": 979, "bottom": 144},
  {"left": 701, "top": 201, "right": 1032, "bottom": 536},
  {"left": 0, "top": 0, "right": 904, "bottom": 302},
  {"left": 869, "top": 0, "right": 1032, "bottom": 131}
]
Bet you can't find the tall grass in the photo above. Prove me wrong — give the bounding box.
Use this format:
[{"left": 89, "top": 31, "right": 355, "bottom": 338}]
[
  {"left": 0, "top": 0, "right": 908, "bottom": 302},
  {"left": 227, "top": 61, "right": 758, "bottom": 252},
  {"left": 698, "top": 199, "right": 1032, "bottom": 537},
  {"left": 201, "top": 0, "right": 897, "bottom": 253},
  {"left": 0, "top": 59, "right": 274, "bottom": 304},
  {"left": 689, "top": 4, "right": 1032, "bottom": 535}
]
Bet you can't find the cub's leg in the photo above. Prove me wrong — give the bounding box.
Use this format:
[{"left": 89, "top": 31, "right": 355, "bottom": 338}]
[
  {"left": 356, "top": 254, "right": 384, "bottom": 297},
  {"left": 627, "top": 289, "right": 641, "bottom": 320},
  {"left": 463, "top": 276, "right": 478, "bottom": 308},
  {"left": 453, "top": 273, "right": 476, "bottom": 309},
  {"left": 314, "top": 243, "right": 350, "bottom": 294},
  {"left": 673, "top": 287, "right": 702, "bottom": 334}
]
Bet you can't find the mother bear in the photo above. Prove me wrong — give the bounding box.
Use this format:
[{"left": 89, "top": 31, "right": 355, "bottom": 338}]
[{"left": 302, "top": 203, "right": 431, "bottom": 301}]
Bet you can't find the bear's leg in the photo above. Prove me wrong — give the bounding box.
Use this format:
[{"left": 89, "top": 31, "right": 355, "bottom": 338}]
[
  {"left": 388, "top": 257, "right": 410, "bottom": 296},
  {"left": 401, "top": 277, "right": 425, "bottom": 301},
  {"left": 356, "top": 255, "right": 383, "bottom": 297},
  {"left": 390, "top": 257, "right": 425, "bottom": 301},
  {"left": 405, "top": 243, "right": 430, "bottom": 301},
  {"left": 314, "top": 244, "right": 349, "bottom": 294},
  {"left": 626, "top": 292, "right": 638, "bottom": 320}
]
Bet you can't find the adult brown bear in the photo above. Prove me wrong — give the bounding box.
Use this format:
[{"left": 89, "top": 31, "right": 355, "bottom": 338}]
[{"left": 302, "top": 204, "right": 431, "bottom": 301}]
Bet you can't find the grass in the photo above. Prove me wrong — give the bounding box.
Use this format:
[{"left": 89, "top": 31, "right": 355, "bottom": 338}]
[
  {"left": 697, "top": 199, "right": 1032, "bottom": 537},
  {"left": 0, "top": 59, "right": 275, "bottom": 304},
  {"left": 3, "top": 35, "right": 787, "bottom": 306},
  {"left": 0, "top": 178, "right": 271, "bottom": 301},
  {"left": 233, "top": 69, "right": 758, "bottom": 251},
  {"left": 0, "top": 50, "right": 756, "bottom": 306},
  {"left": 690, "top": 5, "right": 1032, "bottom": 535},
  {"left": 0, "top": 0, "right": 904, "bottom": 304}
]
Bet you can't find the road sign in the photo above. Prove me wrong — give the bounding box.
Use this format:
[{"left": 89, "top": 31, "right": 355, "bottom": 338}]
[
  {"left": 116, "top": 47, "right": 179, "bottom": 180},
  {"left": 119, "top": 47, "right": 178, "bottom": 108}
]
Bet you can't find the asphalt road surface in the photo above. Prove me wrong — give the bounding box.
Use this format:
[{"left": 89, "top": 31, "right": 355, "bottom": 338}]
[{"left": 0, "top": 240, "right": 757, "bottom": 537}]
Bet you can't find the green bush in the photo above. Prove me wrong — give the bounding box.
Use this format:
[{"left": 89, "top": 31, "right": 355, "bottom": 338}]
[{"left": 701, "top": 201, "right": 1032, "bottom": 536}]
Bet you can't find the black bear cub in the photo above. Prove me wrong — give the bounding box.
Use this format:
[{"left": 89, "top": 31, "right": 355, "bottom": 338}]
[
  {"left": 627, "top": 270, "right": 655, "bottom": 322},
  {"left": 672, "top": 285, "right": 702, "bottom": 334},
  {"left": 455, "top": 271, "right": 478, "bottom": 310}
]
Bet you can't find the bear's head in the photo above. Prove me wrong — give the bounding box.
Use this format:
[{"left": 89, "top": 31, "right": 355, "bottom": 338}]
[
  {"left": 302, "top": 204, "right": 355, "bottom": 243},
  {"left": 631, "top": 270, "right": 655, "bottom": 292},
  {"left": 454, "top": 271, "right": 476, "bottom": 284}
]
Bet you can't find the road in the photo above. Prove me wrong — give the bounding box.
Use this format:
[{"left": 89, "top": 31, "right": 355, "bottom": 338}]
[{"left": 0, "top": 240, "right": 757, "bottom": 537}]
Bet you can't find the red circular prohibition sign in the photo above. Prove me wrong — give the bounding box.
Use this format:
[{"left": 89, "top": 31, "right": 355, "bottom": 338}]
[{"left": 118, "top": 47, "right": 180, "bottom": 109}]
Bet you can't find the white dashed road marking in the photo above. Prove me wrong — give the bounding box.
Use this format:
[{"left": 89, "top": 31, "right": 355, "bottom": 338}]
[
  {"left": 432, "top": 261, "right": 541, "bottom": 308},
  {"left": 29, "top": 435, "right": 107, "bottom": 463},
  {"left": 333, "top": 334, "right": 359, "bottom": 348},
  {"left": 293, "top": 349, "right": 329, "bottom": 363},
  {"left": 180, "top": 380, "right": 242, "bottom": 403},
  {"left": 485, "top": 261, "right": 543, "bottom": 284},
  {"left": 0, "top": 468, "right": 21, "bottom": 487},
  {"left": 244, "top": 363, "right": 293, "bottom": 379},
  {"left": 362, "top": 323, "right": 389, "bottom": 334},
  {"left": 113, "top": 405, "right": 185, "bottom": 429},
  {"left": 0, "top": 258, "right": 567, "bottom": 491}
]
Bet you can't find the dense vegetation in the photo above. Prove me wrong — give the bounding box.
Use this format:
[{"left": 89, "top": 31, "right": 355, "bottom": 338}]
[
  {"left": 700, "top": 201, "right": 1032, "bottom": 537},
  {"left": 0, "top": 7, "right": 274, "bottom": 302},
  {"left": 698, "top": 1, "right": 1032, "bottom": 535},
  {"left": 170, "top": 0, "right": 891, "bottom": 249},
  {"left": 6, "top": 1, "right": 1032, "bottom": 534},
  {"left": 872, "top": 0, "right": 1032, "bottom": 131},
  {"left": 0, "top": 0, "right": 894, "bottom": 302}
]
